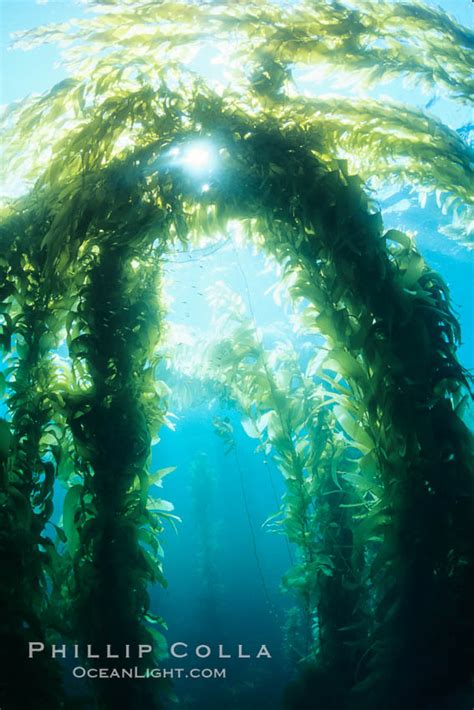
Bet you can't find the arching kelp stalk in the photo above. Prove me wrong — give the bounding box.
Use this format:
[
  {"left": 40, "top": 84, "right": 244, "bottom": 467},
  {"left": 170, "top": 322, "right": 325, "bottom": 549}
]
[
  {"left": 1, "top": 1, "right": 473, "bottom": 709},
  {"left": 219, "top": 124, "right": 473, "bottom": 708},
  {"left": 1, "top": 89, "right": 473, "bottom": 709},
  {"left": 3, "top": 0, "right": 473, "bottom": 246}
]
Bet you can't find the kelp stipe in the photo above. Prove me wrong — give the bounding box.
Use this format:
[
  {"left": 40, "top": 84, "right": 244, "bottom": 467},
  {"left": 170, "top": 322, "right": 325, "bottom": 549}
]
[
  {"left": 64, "top": 245, "right": 170, "bottom": 708},
  {"left": 1, "top": 1, "right": 473, "bottom": 709},
  {"left": 0, "top": 243, "right": 67, "bottom": 708},
  {"left": 196, "top": 285, "right": 370, "bottom": 709}
]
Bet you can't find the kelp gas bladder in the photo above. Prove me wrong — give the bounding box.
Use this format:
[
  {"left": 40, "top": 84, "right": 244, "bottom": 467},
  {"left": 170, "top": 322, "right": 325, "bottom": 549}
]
[{"left": 0, "top": 1, "right": 473, "bottom": 709}]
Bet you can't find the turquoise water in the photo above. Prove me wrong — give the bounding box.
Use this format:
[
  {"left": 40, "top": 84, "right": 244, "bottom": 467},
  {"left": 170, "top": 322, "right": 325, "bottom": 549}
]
[{"left": 1, "top": 2, "right": 473, "bottom": 709}]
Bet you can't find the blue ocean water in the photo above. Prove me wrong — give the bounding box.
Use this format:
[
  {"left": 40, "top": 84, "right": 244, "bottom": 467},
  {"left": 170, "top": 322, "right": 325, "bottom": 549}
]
[{"left": 1, "top": 2, "right": 472, "bottom": 709}]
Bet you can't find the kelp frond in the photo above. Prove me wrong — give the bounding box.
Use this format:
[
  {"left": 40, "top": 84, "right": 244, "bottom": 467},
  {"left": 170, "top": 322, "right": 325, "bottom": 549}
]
[{"left": 2, "top": 1, "right": 472, "bottom": 246}]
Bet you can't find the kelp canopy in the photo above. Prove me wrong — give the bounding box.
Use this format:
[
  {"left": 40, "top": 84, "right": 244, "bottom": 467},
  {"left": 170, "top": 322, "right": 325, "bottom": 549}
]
[{"left": 0, "top": 1, "right": 473, "bottom": 709}]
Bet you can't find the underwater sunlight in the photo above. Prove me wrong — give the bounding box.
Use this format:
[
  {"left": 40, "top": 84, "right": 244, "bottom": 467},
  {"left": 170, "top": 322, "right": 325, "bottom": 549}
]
[{"left": 0, "top": 1, "right": 473, "bottom": 709}]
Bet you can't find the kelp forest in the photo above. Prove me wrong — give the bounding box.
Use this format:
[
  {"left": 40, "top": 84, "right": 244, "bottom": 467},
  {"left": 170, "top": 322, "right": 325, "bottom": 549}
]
[{"left": 0, "top": 1, "right": 473, "bottom": 709}]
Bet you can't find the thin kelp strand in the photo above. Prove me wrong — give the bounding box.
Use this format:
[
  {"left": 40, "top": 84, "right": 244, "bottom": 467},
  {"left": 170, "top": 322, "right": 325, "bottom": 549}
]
[
  {"left": 233, "top": 444, "right": 275, "bottom": 616},
  {"left": 0, "top": 3, "right": 472, "bottom": 709}
]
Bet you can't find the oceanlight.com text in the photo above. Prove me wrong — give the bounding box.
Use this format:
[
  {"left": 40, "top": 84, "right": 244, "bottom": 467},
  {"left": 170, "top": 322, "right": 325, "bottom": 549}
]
[{"left": 72, "top": 666, "right": 227, "bottom": 680}]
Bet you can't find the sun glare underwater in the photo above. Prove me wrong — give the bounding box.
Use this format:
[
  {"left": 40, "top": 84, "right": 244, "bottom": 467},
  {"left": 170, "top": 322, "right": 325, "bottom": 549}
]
[{"left": 0, "top": 1, "right": 473, "bottom": 710}]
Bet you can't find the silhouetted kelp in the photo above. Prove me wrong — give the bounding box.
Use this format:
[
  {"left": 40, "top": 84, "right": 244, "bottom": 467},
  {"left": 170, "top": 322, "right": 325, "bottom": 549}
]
[{"left": 1, "top": 1, "right": 473, "bottom": 709}]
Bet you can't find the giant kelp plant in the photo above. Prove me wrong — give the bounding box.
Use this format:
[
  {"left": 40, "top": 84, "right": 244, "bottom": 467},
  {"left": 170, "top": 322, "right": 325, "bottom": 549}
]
[
  {"left": 0, "top": 1, "right": 473, "bottom": 709},
  {"left": 169, "top": 282, "right": 370, "bottom": 706}
]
